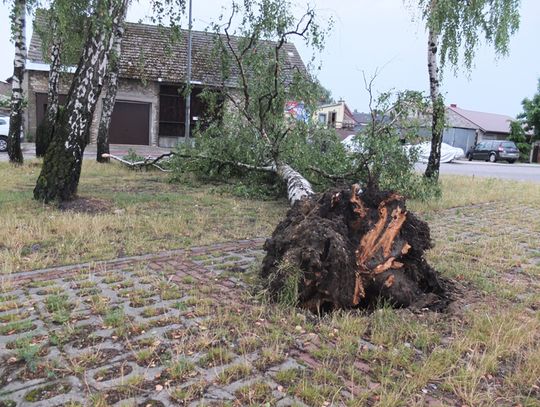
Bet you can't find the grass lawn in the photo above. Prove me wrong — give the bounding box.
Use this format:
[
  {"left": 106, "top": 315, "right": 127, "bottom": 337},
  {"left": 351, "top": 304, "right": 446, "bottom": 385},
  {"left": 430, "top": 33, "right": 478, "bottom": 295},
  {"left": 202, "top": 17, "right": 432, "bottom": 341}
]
[
  {"left": 1, "top": 159, "right": 539, "bottom": 274},
  {"left": 0, "top": 159, "right": 539, "bottom": 406},
  {"left": 0, "top": 160, "right": 286, "bottom": 274}
]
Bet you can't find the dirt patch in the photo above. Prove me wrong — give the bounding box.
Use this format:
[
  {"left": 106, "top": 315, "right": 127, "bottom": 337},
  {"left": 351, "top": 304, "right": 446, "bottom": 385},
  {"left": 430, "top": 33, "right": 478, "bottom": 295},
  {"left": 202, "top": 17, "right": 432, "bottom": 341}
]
[
  {"left": 94, "top": 363, "right": 133, "bottom": 382},
  {"left": 67, "top": 325, "right": 106, "bottom": 349},
  {"left": 23, "top": 381, "right": 71, "bottom": 402},
  {"left": 58, "top": 197, "right": 113, "bottom": 214}
]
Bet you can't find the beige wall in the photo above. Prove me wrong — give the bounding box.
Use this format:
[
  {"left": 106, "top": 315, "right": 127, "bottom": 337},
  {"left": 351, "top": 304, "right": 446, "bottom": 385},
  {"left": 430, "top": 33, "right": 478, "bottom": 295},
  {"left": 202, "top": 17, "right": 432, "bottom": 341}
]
[
  {"left": 314, "top": 101, "right": 356, "bottom": 129},
  {"left": 24, "top": 70, "right": 160, "bottom": 145},
  {"left": 92, "top": 78, "right": 160, "bottom": 145}
]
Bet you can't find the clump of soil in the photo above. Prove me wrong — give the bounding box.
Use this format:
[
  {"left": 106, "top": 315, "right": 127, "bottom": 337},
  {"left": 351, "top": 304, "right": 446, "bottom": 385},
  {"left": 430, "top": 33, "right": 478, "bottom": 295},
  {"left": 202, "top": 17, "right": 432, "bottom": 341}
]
[
  {"left": 58, "top": 197, "right": 112, "bottom": 214},
  {"left": 262, "top": 184, "right": 450, "bottom": 313}
]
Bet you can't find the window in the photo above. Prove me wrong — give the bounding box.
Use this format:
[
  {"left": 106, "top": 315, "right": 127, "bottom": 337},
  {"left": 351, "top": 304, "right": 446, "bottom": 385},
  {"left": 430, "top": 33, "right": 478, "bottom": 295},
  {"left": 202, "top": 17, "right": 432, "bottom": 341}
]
[
  {"left": 0, "top": 119, "right": 6, "bottom": 125},
  {"left": 329, "top": 112, "right": 337, "bottom": 127},
  {"left": 159, "top": 85, "right": 184, "bottom": 137},
  {"left": 318, "top": 113, "right": 326, "bottom": 124},
  {"left": 159, "top": 85, "right": 223, "bottom": 138},
  {"left": 502, "top": 141, "right": 517, "bottom": 148}
]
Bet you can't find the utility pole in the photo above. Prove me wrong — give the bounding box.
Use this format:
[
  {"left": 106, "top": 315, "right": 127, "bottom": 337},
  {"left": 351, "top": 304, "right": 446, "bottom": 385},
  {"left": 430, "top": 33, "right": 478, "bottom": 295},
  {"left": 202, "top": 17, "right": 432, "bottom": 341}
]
[{"left": 184, "top": 0, "right": 193, "bottom": 141}]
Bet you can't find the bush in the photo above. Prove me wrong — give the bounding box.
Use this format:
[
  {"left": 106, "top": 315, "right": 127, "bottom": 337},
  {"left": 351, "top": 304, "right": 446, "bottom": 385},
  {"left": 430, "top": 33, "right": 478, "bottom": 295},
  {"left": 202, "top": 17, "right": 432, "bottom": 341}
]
[{"left": 508, "top": 121, "right": 531, "bottom": 162}]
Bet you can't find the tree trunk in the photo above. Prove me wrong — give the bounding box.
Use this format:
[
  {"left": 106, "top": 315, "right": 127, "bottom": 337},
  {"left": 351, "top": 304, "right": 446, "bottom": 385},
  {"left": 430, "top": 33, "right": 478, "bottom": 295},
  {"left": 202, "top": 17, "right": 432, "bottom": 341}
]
[
  {"left": 262, "top": 183, "right": 448, "bottom": 313},
  {"left": 276, "top": 163, "right": 314, "bottom": 205},
  {"left": 96, "top": 5, "right": 127, "bottom": 163},
  {"left": 34, "top": 0, "right": 129, "bottom": 203},
  {"left": 424, "top": 24, "right": 445, "bottom": 180},
  {"left": 35, "top": 36, "right": 62, "bottom": 158},
  {"left": 7, "top": 0, "right": 26, "bottom": 165}
]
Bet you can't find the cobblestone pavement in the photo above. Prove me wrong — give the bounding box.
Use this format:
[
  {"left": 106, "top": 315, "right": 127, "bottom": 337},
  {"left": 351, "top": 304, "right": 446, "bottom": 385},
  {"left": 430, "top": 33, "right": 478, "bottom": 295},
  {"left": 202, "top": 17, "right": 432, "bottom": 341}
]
[
  {"left": 1, "top": 240, "right": 280, "bottom": 407},
  {"left": 1, "top": 202, "right": 539, "bottom": 406}
]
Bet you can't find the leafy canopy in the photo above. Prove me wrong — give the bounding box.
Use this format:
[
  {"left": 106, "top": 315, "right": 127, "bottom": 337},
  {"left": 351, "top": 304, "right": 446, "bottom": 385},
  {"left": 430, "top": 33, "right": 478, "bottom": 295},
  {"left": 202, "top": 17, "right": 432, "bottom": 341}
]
[
  {"left": 419, "top": 0, "right": 521, "bottom": 73},
  {"left": 518, "top": 78, "right": 540, "bottom": 139}
]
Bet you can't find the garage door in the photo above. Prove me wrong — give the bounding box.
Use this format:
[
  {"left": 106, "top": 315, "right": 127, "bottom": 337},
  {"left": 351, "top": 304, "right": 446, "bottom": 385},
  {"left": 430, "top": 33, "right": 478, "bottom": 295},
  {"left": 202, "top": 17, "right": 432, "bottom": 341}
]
[{"left": 109, "top": 101, "right": 150, "bottom": 145}]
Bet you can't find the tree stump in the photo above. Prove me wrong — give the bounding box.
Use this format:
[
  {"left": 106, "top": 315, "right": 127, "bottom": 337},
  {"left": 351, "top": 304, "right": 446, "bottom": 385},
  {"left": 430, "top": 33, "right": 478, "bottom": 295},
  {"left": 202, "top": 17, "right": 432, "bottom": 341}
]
[{"left": 261, "top": 184, "right": 448, "bottom": 313}]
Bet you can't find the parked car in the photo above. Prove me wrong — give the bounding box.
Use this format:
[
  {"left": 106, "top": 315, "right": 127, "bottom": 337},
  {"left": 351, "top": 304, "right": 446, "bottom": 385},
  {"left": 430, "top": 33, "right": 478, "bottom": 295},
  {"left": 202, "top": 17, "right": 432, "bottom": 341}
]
[
  {"left": 0, "top": 116, "right": 9, "bottom": 152},
  {"left": 341, "top": 134, "right": 363, "bottom": 153},
  {"left": 0, "top": 116, "right": 24, "bottom": 153},
  {"left": 466, "top": 140, "right": 520, "bottom": 163}
]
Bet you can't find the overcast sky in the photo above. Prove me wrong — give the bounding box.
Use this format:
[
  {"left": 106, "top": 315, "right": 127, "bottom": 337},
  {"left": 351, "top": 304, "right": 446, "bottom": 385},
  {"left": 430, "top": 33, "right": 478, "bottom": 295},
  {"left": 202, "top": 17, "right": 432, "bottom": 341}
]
[{"left": 0, "top": 0, "right": 538, "bottom": 117}]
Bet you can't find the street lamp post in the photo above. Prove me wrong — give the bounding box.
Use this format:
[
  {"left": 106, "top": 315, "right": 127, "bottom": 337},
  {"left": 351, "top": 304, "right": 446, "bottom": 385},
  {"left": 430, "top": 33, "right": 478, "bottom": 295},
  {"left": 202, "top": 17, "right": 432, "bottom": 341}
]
[{"left": 184, "top": 0, "right": 193, "bottom": 141}]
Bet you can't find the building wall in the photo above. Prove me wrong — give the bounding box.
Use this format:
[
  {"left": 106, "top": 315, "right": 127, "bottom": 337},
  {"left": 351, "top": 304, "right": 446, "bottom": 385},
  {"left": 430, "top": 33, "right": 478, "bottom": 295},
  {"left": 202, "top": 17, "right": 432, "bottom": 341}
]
[
  {"left": 24, "top": 70, "right": 160, "bottom": 145},
  {"left": 443, "top": 127, "right": 477, "bottom": 152},
  {"left": 92, "top": 78, "right": 159, "bottom": 145},
  {"left": 0, "top": 81, "right": 10, "bottom": 115},
  {"left": 24, "top": 70, "right": 72, "bottom": 140},
  {"left": 315, "top": 103, "right": 346, "bottom": 129}
]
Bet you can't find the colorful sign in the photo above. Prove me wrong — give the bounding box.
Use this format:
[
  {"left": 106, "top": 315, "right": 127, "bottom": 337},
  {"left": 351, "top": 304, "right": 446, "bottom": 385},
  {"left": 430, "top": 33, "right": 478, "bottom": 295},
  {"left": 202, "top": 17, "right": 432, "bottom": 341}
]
[{"left": 285, "top": 101, "right": 309, "bottom": 122}]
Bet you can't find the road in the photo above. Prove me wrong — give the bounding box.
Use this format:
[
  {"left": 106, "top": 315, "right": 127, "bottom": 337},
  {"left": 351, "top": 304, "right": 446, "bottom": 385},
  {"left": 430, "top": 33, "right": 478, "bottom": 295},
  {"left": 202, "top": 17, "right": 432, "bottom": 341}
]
[
  {"left": 416, "top": 160, "right": 540, "bottom": 183},
  {"left": 0, "top": 143, "right": 171, "bottom": 162}
]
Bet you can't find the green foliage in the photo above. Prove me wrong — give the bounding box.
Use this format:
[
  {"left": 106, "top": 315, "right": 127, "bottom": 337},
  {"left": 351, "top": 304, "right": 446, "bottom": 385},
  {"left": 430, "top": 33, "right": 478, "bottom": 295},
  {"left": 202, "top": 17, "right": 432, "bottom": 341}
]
[
  {"left": 0, "top": 95, "right": 10, "bottom": 109},
  {"left": 170, "top": 0, "right": 333, "bottom": 198},
  {"left": 508, "top": 121, "right": 531, "bottom": 162},
  {"left": 347, "top": 89, "right": 440, "bottom": 199},
  {"left": 122, "top": 148, "right": 145, "bottom": 163},
  {"left": 419, "top": 0, "right": 521, "bottom": 74},
  {"left": 170, "top": 1, "right": 435, "bottom": 201},
  {"left": 34, "top": 0, "right": 90, "bottom": 67},
  {"left": 14, "top": 338, "right": 41, "bottom": 372},
  {"left": 518, "top": 78, "right": 540, "bottom": 140}
]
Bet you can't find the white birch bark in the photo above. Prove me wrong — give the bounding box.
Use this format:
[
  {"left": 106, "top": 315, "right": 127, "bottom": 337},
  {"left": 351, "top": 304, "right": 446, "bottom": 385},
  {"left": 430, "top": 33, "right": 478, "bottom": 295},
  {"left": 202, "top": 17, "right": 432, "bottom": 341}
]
[
  {"left": 97, "top": 3, "right": 128, "bottom": 162},
  {"left": 7, "top": 0, "right": 26, "bottom": 164},
  {"left": 424, "top": 2, "right": 444, "bottom": 180},
  {"left": 276, "top": 163, "right": 314, "bottom": 205},
  {"left": 35, "top": 33, "right": 62, "bottom": 157},
  {"left": 46, "top": 38, "right": 62, "bottom": 124},
  {"left": 34, "top": 0, "right": 130, "bottom": 202}
]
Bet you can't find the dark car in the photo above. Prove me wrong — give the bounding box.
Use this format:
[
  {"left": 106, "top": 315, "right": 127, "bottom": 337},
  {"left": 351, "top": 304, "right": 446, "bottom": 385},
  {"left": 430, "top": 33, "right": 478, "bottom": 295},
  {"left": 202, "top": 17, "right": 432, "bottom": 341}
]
[{"left": 466, "top": 140, "right": 520, "bottom": 163}]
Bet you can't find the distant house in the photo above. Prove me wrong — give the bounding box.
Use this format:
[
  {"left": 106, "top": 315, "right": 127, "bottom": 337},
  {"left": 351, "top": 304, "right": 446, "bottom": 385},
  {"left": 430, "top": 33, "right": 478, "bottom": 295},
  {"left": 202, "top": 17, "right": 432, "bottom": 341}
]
[
  {"left": 352, "top": 110, "right": 372, "bottom": 133},
  {"left": 443, "top": 104, "right": 515, "bottom": 152},
  {"left": 0, "top": 80, "right": 10, "bottom": 116},
  {"left": 314, "top": 100, "right": 359, "bottom": 140},
  {"left": 24, "top": 17, "right": 306, "bottom": 147}
]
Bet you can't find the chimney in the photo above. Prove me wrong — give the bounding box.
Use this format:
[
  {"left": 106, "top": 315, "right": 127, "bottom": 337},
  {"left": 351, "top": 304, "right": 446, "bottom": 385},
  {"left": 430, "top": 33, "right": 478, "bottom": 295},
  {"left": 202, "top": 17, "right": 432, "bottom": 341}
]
[{"left": 450, "top": 103, "right": 457, "bottom": 108}]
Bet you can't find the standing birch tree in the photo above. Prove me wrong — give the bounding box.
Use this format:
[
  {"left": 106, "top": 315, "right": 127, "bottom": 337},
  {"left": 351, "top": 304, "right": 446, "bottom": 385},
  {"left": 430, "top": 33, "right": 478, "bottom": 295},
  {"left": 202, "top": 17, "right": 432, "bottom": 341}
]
[
  {"left": 96, "top": 2, "right": 128, "bottom": 163},
  {"left": 419, "top": 0, "right": 521, "bottom": 180},
  {"left": 34, "top": 0, "right": 89, "bottom": 157},
  {"left": 7, "top": 0, "right": 26, "bottom": 164},
  {"left": 34, "top": 0, "right": 130, "bottom": 202}
]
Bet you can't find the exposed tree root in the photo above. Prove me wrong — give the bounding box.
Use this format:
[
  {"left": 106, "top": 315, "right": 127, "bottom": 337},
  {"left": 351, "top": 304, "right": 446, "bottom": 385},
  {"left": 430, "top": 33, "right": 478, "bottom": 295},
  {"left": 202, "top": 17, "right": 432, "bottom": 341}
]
[{"left": 262, "top": 184, "right": 449, "bottom": 313}]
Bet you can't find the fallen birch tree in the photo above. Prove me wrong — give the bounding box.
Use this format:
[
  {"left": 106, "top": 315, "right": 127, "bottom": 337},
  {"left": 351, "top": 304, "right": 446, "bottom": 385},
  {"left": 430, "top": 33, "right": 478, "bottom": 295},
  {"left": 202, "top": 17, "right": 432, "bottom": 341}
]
[{"left": 164, "top": 0, "right": 449, "bottom": 312}]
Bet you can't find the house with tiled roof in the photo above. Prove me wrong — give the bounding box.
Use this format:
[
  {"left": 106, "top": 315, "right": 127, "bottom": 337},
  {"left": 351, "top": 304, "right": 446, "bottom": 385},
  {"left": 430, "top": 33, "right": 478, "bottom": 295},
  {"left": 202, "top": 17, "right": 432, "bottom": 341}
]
[
  {"left": 442, "top": 104, "right": 515, "bottom": 152},
  {"left": 314, "top": 100, "right": 359, "bottom": 140},
  {"left": 24, "top": 17, "right": 306, "bottom": 147}
]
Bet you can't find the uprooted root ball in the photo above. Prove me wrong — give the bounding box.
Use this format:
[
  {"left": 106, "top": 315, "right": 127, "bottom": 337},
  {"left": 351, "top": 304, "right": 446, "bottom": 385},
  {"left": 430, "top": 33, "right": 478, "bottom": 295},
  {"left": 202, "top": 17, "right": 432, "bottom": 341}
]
[{"left": 261, "top": 184, "right": 449, "bottom": 313}]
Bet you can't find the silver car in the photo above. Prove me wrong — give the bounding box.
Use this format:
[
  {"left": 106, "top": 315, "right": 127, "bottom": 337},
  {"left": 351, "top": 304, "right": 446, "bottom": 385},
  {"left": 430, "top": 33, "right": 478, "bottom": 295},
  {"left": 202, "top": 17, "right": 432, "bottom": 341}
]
[{"left": 0, "top": 116, "right": 24, "bottom": 153}]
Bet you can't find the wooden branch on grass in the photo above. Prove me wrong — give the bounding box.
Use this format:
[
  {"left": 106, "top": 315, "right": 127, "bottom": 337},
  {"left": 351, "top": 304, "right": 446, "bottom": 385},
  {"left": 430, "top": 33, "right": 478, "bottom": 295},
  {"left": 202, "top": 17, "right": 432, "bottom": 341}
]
[
  {"left": 103, "top": 152, "right": 275, "bottom": 174},
  {"left": 102, "top": 153, "right": 174, "bottom": 172}
]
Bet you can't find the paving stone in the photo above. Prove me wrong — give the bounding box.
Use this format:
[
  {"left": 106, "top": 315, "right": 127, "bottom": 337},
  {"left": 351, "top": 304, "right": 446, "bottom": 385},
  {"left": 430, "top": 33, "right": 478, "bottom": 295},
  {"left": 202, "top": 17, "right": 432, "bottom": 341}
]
[{"left": 1, "top": 209, "right": 538, "bottom": 406}]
